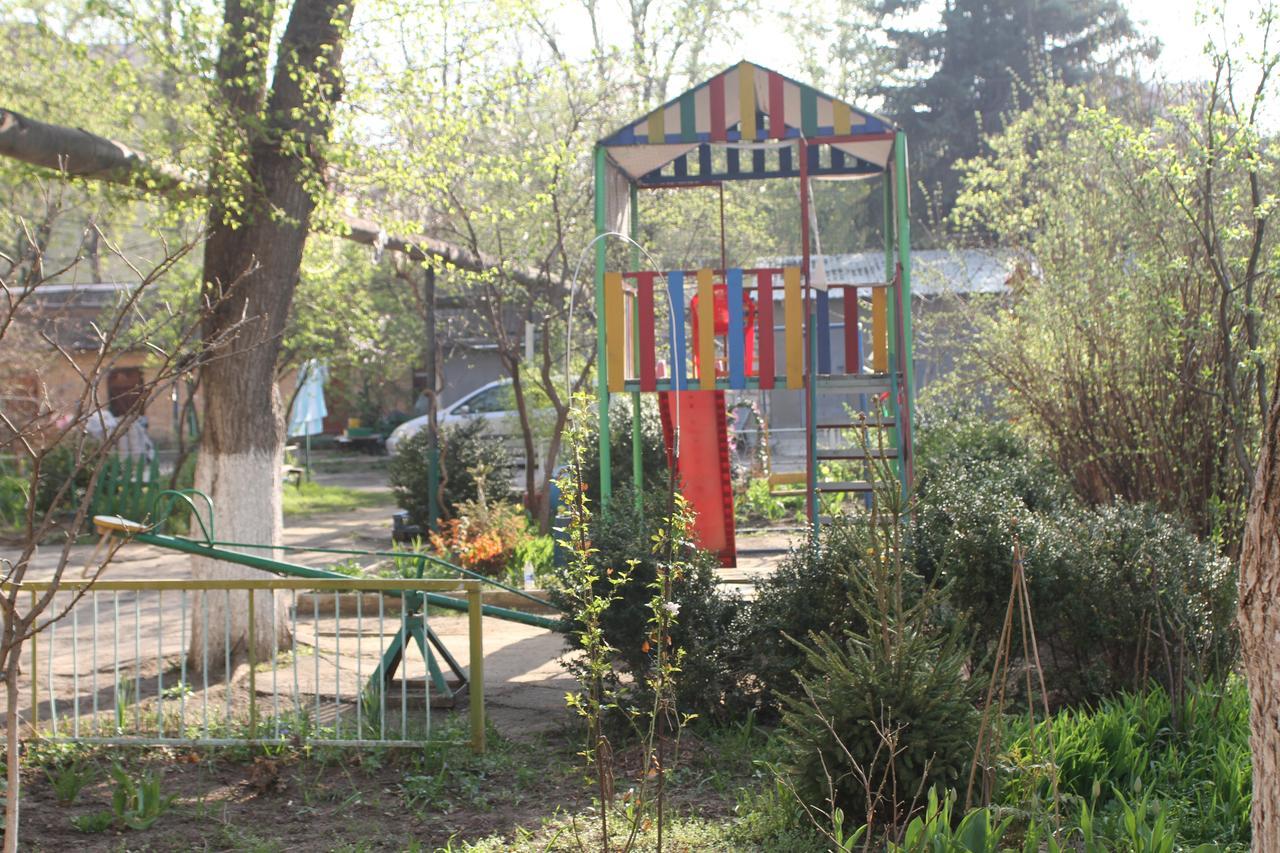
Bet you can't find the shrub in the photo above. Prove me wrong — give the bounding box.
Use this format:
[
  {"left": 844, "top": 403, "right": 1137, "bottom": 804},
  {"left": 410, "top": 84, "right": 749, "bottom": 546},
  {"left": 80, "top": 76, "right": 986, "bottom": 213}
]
[
  {"left": 738, "top": 517, "right": 872, "bottom": 711},
  {"left": 913, "top": 413, "right": 1237, "bottom": 704},
  {"left": 571, "top": 396, "right": 669, "bottom": 497},
  {"left": 33, "top": 442, "right": 97, "bottom": 517},
  {"left": 775, "top": 497, "right": 978, "bottom": 829},
  {"left": 507, "top": 534, "right": 555, "bottom": 586},
  {"left": 735, "top": 477, "right": 802, "bottom": 525},
  {"left": 389, "top": 418, "right": 512, "bottom": 529},
  {"left": 551, "top": 485, "right": 745, "bottom": 720},
  {"left": 429, "top": 498, "right": 531, "bottom": 577},
  {"left": 0, "top": 473, "right": 29, "bottom": 529}
]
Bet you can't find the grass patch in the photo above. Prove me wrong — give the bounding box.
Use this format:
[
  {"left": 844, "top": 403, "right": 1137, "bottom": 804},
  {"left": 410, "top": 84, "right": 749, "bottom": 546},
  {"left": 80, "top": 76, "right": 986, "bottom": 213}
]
[{"left": 282, "top": 481, "right": 391, "bottom": 517}]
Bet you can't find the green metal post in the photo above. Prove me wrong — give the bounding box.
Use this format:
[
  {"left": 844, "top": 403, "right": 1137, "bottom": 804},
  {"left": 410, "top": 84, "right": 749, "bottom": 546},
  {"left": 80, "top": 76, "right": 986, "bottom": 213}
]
[
  {"left": 894, "top": 132, "right": 915, "bottom": 415},
  {"left": 630, "top": 182, "right": 643, "bottom": 510},
  {"left": 883, "top": 168, "right": 904, "bottom": 490},
  {"left": 594, "top": 145, "right": 612, "bottom": 502}
]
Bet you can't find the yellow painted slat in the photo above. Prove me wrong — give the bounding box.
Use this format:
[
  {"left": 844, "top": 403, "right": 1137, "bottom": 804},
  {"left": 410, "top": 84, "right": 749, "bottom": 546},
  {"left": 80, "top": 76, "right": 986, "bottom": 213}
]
[
  {"left": 872, "top": 287, "right": 888, "bottom": 373},
  {"left": 605, "top": 271, "right": 625, "bottom": 392},
  {"left": 738, "top": 61, "right": 757, "bottom": 141},
  {"left": 697, "top": 268, "right": 716, "bottom": 389},
  {"left": 833, "top": 101, "right": 852, "bottom": 136},
  {"left": 647, "top": 108, "right": 665, "bottom": 144},
  {"left": 784, "top": 266, "right": 803, "bottom": 389}
]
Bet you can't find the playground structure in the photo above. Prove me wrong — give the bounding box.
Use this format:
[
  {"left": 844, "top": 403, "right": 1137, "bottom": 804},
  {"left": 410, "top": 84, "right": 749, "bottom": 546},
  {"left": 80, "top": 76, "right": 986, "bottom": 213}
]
[{"left": 593, "top": 61, "right": 915, "bottom": 566}]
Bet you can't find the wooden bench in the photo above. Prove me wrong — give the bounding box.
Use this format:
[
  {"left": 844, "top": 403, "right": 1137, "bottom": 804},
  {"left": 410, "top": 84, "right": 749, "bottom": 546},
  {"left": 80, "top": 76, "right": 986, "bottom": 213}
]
[{"left": 768, "top": 471, "right": 807, "bottom": 498}]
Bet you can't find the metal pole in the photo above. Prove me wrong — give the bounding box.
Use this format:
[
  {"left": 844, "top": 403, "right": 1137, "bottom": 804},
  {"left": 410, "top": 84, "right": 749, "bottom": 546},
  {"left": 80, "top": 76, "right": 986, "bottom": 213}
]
[
  {"left": 896, "top": 131, "right": 916, "bottom": 491},
  {"left": 594, "top": 145, "right": 613, "bottom": 501},
  {"left": 799, "top": 140, "right": 817, "bottom": 531},
  {"left": 629, "top": 181, "right": 643, "bottom": 508},
  {"left": 883, "top": 166, "right": 904, "bottom": 493},
  {"left": 423, "top": 265, "right": 440, "bottom": 532}
]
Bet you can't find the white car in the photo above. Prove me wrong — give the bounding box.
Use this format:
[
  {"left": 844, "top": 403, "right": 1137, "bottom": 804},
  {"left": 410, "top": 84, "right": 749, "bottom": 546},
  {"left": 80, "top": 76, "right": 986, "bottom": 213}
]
[{"left": 386, "top": 379, "right": 544, "bottom": 462}]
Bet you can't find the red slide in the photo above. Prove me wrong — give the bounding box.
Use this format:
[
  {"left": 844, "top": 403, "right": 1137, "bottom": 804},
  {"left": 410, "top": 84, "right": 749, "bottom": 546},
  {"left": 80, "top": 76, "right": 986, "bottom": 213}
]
[{"left": 658, "top": 390, "right": 736, "bottom": 567}]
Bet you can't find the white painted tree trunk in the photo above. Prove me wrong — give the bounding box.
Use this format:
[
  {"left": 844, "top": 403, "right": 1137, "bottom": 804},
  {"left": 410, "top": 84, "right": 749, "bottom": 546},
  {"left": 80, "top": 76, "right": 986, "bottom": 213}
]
[{"left": 187, "top": 448, "right": 291, "bottom": 673}]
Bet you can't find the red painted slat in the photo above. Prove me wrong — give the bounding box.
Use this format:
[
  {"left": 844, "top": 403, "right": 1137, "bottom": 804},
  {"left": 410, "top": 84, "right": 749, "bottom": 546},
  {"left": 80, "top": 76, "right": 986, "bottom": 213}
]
[
  {"left": 757, "top": 270, "right": 775, "bottom": 389},
  {"left": 768, "top": 71, "right": 785, "bottom": 140},
  {"left": 843, "top": 286, "right": 859, "bottom": 373},
  {"left": 638, "top": 272, "right": 657, "bottom": 391},
  {"left": 709, "top": 75, "right": 727, "bottom": 142}
]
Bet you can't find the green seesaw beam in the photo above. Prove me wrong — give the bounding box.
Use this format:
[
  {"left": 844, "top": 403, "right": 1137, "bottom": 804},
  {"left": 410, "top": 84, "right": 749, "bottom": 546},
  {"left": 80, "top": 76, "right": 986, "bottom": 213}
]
[{"left": 131, "top": 530, "right": 562, "bottom": 631}]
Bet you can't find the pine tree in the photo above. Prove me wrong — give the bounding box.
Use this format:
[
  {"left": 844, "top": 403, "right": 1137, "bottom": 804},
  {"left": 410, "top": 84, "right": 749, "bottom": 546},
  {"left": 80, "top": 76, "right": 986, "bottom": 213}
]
[{"left": 877, "top": 0, "right": 1150, "bottom": 228}]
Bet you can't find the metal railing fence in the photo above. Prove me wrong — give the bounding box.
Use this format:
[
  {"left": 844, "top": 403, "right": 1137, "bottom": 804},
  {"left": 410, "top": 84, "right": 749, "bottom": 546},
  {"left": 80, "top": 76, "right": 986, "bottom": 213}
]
[{"left": 7, "top": 578, "right": 485, "bottom": 752}]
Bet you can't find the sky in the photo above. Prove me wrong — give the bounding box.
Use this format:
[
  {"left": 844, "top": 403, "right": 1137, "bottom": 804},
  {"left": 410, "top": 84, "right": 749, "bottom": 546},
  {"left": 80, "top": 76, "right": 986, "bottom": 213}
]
[{"left": 551, "top": 0, "right": 1266, "bottom": 92}]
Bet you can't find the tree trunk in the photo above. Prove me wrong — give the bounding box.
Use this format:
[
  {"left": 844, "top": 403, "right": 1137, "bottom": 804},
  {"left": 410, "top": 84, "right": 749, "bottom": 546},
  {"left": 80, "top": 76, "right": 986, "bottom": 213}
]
[
  {"left": 188, "top": 0, "right": 353, "bottom": 670},
  {"left": 1240, "top": 366, "right": 1280, "bottom": 848},
  {"left": 4, "top": 653, "right": 21, "bottom": 853}
]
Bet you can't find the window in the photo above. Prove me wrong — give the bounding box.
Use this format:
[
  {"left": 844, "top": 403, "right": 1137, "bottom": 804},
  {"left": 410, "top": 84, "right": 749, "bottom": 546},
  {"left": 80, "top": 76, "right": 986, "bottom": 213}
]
[{"left": 463, "top": 384, "right": 514, "bottom": 414}]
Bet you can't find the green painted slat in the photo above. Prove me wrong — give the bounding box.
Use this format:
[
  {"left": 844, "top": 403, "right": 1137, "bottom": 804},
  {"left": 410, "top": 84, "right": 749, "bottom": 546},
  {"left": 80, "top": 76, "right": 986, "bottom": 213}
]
[
  {"left": 801, "top": 87, "right": 818, "bottom": 138},
  {"left": 679, "top": 92, "right": 697, "bottom": 143}
]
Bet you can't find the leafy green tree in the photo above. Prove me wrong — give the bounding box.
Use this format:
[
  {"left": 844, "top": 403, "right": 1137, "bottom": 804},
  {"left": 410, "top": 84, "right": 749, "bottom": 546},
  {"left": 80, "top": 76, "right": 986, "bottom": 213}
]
[{"left": 951, "top": 28, "right": 1276, "bottom": 549}]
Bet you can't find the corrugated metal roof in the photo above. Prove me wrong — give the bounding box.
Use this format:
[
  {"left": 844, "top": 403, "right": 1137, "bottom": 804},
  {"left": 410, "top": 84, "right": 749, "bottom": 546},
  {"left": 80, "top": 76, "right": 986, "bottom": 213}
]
[{"left": 762, "top": 249, "right": 1017, "bottom": 296}]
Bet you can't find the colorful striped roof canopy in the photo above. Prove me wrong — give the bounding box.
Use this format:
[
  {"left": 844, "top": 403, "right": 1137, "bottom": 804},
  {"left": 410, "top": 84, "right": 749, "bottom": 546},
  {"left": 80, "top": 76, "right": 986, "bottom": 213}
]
[{"left": 599, "top": 60, "right": 899, "bottom": 188}]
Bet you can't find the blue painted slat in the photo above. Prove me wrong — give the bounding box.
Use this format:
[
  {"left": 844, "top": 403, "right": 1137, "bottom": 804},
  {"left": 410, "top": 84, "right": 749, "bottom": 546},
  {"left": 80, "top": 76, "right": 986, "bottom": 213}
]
[
  {"left": 817, "top": 288, "right": 832, "bottom": 374},
  {"left": 727, "top": 268, "right": 746, "bottom": 389},
  {"left": 667, "top": 271, "right": 688, "bottom": 390}
]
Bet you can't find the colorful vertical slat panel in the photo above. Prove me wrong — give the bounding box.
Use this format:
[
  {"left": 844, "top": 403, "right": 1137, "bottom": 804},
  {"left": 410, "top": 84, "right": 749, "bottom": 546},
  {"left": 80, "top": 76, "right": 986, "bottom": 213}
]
[
  {"left": 800, "top": 87, "right": 819, "bottom": 137},
  {"left": 709, "top": 74, "right": 727, "bottom": 142},
  {"left": 872, "top": 286, "right": 888, "bottom": 373},
  {"left": 768, "top": 71, "right": 785, "bottom": 139},
  {"left": 726, "top": 268, "right": 745, "bottom": 389},
  {"left": 816, "top": 288, "right": 831, "bottom": 375},
  {"left": 697, "top": 268, "right": 716, "bottom": 390},
  {"left": 757, "top": 270, "right": 775, "bottom": 389},
  {"left": 679, "top": 91, "right": 697, "bottom": 143},
  {"left": 637, "top": 273, "right": 657, "bottom": 391},
  {"left": 842, "top": 286, "right": 859, "bottom": 374},
  {"left": 784, "top": 266, "right": 803, "bottom": 389},
  {"left": 605, "top": 272, "right": 625, "bottom": 392},
  {"left": 647, "top": 108, "right": 664, "bottom": 145},
  {"left": 667, "top": 271, "right": 688, "bottom": 390},
  {"left": 833, "top": 101, "right": 852, "bottom": 136},
  {"left": 738, "top": 62, "right": 757, "bottom": 141}
]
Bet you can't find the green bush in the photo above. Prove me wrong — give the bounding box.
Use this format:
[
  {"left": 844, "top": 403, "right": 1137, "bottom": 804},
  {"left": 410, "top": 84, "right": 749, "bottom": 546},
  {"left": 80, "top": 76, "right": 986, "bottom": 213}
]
[
  {"left": 738, "top": 517, "right": 871, "bottom": 711},
  {"left": 0, "top": 473, "right": 29, "bottom": 529},
  {"left": 912, "top": 413, "right": 1236, "bottom": 703},
  {"left": 507, "top": 534, "right": 555, "bottom": 586},
  {"left": 389, "top": 419, "right": 513, "bottom": 529},
  {"left": 775, "top": 503, "right": 978, "bottom": 827},
  {"left": 569, "top": 396, "right": 670, "bottom": 498},
  {"left": 34, "top": 442, "right": 97, "bottom": 517},
  {"left": 551, "top": 485, "right": 745, "bottom": 720},
  {"left": 735, "top": 477, "right": 802, "bottom": 525}
]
